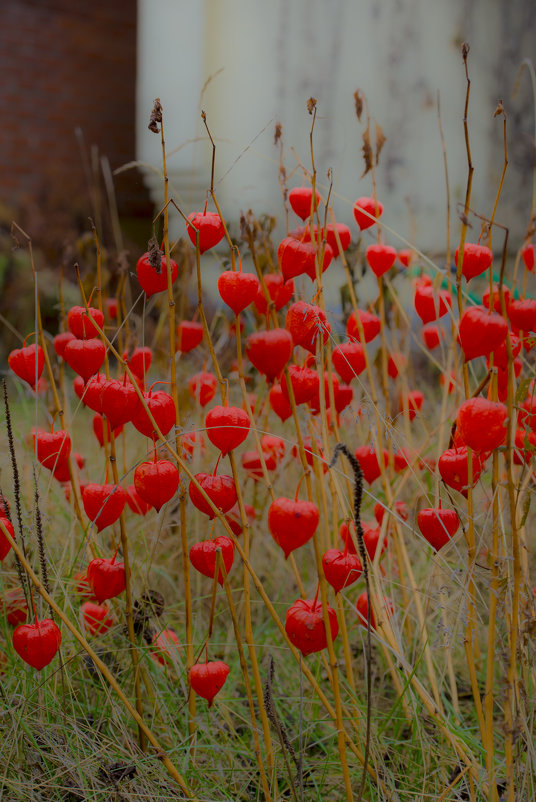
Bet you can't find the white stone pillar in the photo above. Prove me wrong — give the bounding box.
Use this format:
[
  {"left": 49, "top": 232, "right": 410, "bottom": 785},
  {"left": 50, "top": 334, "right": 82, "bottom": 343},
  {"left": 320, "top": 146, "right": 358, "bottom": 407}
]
[{"left": 136, "top": 0, "right": 209, "bottom": 223}]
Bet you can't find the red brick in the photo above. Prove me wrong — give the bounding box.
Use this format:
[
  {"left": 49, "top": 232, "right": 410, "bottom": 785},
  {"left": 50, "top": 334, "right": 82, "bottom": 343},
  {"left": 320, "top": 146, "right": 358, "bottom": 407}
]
[{"left": 2, "top": 0, "right": 145, "bottom": 217}]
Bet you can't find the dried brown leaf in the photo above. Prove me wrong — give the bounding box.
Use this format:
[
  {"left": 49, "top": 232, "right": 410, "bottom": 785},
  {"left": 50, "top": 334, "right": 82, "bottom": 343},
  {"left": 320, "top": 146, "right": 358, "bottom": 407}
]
[
  {"left": 240, "top": 212, "right": 249, "bottom": 241},
  {"left": 361, "top": 127, "right": 373, "bottom": 178},
  {"left": 354, "top": 89, "right": 364, "bottom": 122},
  {"left": 375, "top": 122, "right": 387, "bottom": 165},
  {"left": 493, "top": 99, "right": 505, "bottom": 118},
  {"left": 148, "top": 98, "right": 163, "bottom": 134},
  {"left": 147, "top": 236, "right": 161, "bottom": 272}
]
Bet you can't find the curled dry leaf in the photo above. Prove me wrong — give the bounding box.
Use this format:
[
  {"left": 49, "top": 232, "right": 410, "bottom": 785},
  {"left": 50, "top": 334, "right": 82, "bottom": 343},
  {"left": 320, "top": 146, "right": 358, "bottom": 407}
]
[
  {"left": 353, "top": 88, "right": 364, "bottom": 121},
  {"left": 375, "top": 122, "right": 386, "bottom": 165},
  {"left": 361, "top": 127, "right": 373, "bottom": 178},
  {"left": 148, "top": 97, "right": 163, "bottom": 133}
]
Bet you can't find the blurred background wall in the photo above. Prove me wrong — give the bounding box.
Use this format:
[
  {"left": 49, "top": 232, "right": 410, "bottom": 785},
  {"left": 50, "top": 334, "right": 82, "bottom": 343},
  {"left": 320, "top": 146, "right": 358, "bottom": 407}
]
[
  {"left": 137, "top": 0, "right": 536, "bottom": 253},
  {"left": 1, "top": 0, "right": 535, "bottom": 258}
]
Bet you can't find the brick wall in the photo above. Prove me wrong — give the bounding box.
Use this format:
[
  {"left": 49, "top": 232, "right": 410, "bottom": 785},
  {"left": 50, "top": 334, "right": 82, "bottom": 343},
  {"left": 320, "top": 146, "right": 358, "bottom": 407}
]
[{"left": 0, "top": 0, "right": 149, "bottom": 217}]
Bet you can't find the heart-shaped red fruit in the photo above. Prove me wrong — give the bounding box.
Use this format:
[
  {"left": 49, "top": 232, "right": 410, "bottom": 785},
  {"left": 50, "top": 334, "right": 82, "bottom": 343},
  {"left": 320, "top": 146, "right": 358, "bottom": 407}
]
[
  {"left": 80, "top": 601, "right": 114, "bottom": 635},
  {"left": 455, "top": 243, "right": 492, "bottom": 281},
  {"left": 82, "top": 483, "right": 126, "bottom": 531},
  {"left": 253, "top": 273, "right": 294, "bottom": 314},
  {"left": 387, "top": 352, "right": 406, "bottom": 379},
  {"left": 458, "top": 306, "right": 508, "bottom": 361},
  {"left": 291, "top": 437, "right": 327, "bottom": 472},
  {"left": 186, "top": 211, "right": 225, "bottom": 253},
  {"left": 438, "top": 447, "right": 484, "bottom": 495},
  {"left": 188, "top": 371, "right": 218, "bottom": 407},
  {"left": 288, "top": 186, "right": 320, "bottom": 220},
  {"left": 63, "top": 339, "right": 106, "bottom": 382},
  {"left": 34, "top": 430, "right": 71, "bottom": 472},
  {"left": 245, "top": 329, "right": 293, "bottom": 382},
  {"left": 417, "top": 507, "right": 459, "bottom": 551},
  {"left": 363, "top": 522, "right": 387, "bottom": 560},
  {"left": 400, "top": 390, "right": 424, "bottom": 421},
  {"left": 414, "top": 282, "right": 452, "bottom": 324},
  {"left": 398, "top": 249, "right": 413, "bottom": 267},
  {"left": 261, "top": 435, "right": 286, "bottom": 463},
  {"left": 12, "top": 618, "right": 61, "bottom": 670},
  {"left": 346, "top": 309, "right": 380, "bottom": 343},
  {"left": 354, "top": 445, "right": 388, "bottom": 484},
  {"left": 241, "top": 449, "right": 277, "bottom": 480},
  {"left": 278, "top": 238, "right": 333, "bottom": 283},
  {"left": 324, "top": 222, "right": 352, "bottom": 254},
  {"left": 189, "top": 536, "right": 235, "bottom": 585},
  {"left": 101, "top": 377, "right": 139, "bottom": 429},
  {"left": 188, "top": 473, "right": 237, "bottom": 519},
  {"left": 335, "top": 384, "right": 353, "bottom": 414},
  {"left": 176, "top": 321, "right": 203, "bottom": 353},
  {"left": 513, "top": 428, "right": 536, "bottom": 465},
  {"left": 125, "top": 346, "right": 152, "bottom": 381},
  {"left": 519, "top": 396, "right": 536, "bottom": 431},
  {"left": 356, "top": 593, "right": 394, "bottom": 629},
  {"left": 285, "top": 301, "right": 330, "bottom": 355},
  {"left": 131, "top": 390, "right": 176, "bottom": 438},
  {"left": 295, "top": 223, "right": 352, "bottom": 255},
  {"left": 0, "top": 518, "right": 14, "bottom": 561},
  {"left": 87, "top": 555, "right": 126, "bottom": 602},
  {"left": 67, "top": 306, "right": 104, "bottom": 339},
  {"left": 422, "top": 324, "right": 443, "bottom": 350},
  {"left": 366, "top": 244, "right": 397, "bottom": 277},
  {"left": 285, "top": 597, "right": 339, "bottom": 656},
  {"left": 280, "top": 365, "right": 319, "bottom": 405},
  {"left": 267, "top": 497, "right": 319, "bottom": 558},
  {"left": 487, "top": 333, "right": 520, "bottom": 370},
  {"left": 205, "top": 405, "right": 250, "bottom": 455},
  {"left": 322, "top": 549, "right": 362, "bottom": 593},
  {"left": 507, "top": 299, "right": 536, "bottom": 332},
  {"left": 522, "top": 243, "right": 535, "bottom": 271},
  {"left": 136, "top": 250, "right": 178, "bottom": 296},
  {"left": 482, "top": 285, "right": 509, "bottom": 315},
  {"left": 8, "top": 343, "right": 44, "bottom": 389},
  {"left": 189, "top": 660, "right": 230, "bottom": 706},
  {"left": 332, "top": 342, "right": 366, "bottom": 383},
  {"left": 134, "top": 459, "right": 180, "bottom": 511},
  {"left": 268, "top": 384, "right": 292, "bottom": 421},
  {"left": 218, "top": 270, "right": 259, "bottom": 315},
  {"left": 456, "top": 398, "right": 507, "bottom": 452},
  {"left": 353, "top": 197, "right": 383, "bottom": 230},
  {"left": 53, "top": 331, "right": 76, "bottom": 359},
  {"left": 1, "top": 586, "right": 28, "bottom": 626},
  {"left": 151, "top": 629, "right": 181, "bottom": 666},
  {"left": 74, "top": 372, "right": 107, "bottom": 411},
  {"left": 125, "top": 485, "right": 151, "bottom": 516},
  {"left": 105, "top": 298, "right": 118, "bottom": 319},
  {"left": 74, "top": 571, "right": 97, "bottom": 602}
]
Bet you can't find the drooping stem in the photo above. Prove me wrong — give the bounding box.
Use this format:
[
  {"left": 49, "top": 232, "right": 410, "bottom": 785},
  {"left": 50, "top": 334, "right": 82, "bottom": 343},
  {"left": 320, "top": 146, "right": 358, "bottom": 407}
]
[{"left": 152, "top": 103, "right": 197, "bottom": 738}]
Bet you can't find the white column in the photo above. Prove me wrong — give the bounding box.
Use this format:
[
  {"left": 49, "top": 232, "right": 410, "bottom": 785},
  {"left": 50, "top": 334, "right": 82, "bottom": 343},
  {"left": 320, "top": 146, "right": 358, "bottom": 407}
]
[{"left": 136, "top": 0, "right": 209, "bottom": 223}]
